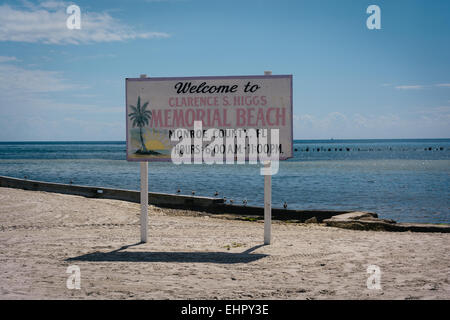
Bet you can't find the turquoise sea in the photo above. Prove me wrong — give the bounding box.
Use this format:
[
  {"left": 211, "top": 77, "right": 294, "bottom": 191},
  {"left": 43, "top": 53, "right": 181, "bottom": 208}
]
[{"left": 0, "top": 139, "right": 449, "bottom": 223}]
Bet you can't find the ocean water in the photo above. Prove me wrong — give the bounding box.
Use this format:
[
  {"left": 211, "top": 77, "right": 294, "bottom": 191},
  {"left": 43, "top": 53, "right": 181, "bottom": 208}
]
[{"left": 0, "top": 139, "right": 449, "bottom": 224}]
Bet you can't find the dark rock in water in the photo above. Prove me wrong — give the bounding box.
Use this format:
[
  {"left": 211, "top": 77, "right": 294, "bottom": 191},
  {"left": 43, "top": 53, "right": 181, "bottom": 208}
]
[
  {"left": 323, "top": 212, "right": 450, "bottom": 233},
  {"left": 305, "top": 217, "right": 318, "bottom": 224}
]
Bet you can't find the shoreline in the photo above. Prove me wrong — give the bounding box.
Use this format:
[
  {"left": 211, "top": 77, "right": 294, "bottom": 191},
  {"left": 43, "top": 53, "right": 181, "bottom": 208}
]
[
  {"left": 0, "top": 175, "right": 351, "bottom": 221},
  {"left": 0, "top": 175, "right": 448, "bottom": 233}
]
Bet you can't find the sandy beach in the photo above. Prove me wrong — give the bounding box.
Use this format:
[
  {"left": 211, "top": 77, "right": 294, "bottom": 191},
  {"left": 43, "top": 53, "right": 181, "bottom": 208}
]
[{"left": 0, "top": 186, "right": 449, "bottom": 300}]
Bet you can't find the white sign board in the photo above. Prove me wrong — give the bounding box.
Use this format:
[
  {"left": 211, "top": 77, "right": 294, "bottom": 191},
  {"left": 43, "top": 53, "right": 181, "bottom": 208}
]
[{"left": 126, "top": 75, "right": 293, "bottom": 162}]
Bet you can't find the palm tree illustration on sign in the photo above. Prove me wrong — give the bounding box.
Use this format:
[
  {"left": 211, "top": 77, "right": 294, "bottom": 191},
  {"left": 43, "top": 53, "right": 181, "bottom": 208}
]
[{"left": 128, "top": 96, "right": 161, "bottom": 155}]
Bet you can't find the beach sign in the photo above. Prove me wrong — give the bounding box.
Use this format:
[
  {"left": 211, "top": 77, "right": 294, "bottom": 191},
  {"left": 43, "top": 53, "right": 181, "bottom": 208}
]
[
  {"left": 126, "top": 75, "right": 293, "bottom": 163},
  {"left": 126, "top": 72, "right": 292, "bottom": 244}
]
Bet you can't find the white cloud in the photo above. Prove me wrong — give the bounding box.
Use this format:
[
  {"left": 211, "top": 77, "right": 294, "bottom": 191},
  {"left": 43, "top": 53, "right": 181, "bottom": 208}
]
[
  {"left": 413, "top": 106, "right": 450, "bottom": 115},
  {"left": 39, "top": 1, "right": 67, "bottom": 9},
  {"left": 390, "top": 83, "right": 450, "bottom": 90},
  {"left": 0, "top": 61, "right": 124, "bottom": 115},
  {"left": 0, "top": 59, "right": 125, "bottom": 140},
  {"left": 0, "top": 2, "right": 170, "bottom": 44},
  {"left": 293, "top": 110, "right": 450, "bottom": 139},
  {"left": 0, "top": 63, "right": 78, "bottom": 93},
  {"left": 395, "top": 85, "right": 425, "bottom": 90},
  {"left": 0, "top": 56, "right": 19, "bottom": 63},
  {"left": 0, "top": 115, "right": 124, "bottom": 141}
]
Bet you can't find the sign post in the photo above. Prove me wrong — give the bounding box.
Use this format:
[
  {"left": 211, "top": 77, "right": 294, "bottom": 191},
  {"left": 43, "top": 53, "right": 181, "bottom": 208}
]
[
  {"left": 263, "top": 160, "right": 272, "bottom": 244},
  {"left": 263, "top": 71, "right": 272, "bottom": 245},
  {"left": 139, "top": 74, "right": 148, "bottom": 243},
  {"left": 140, "top": 161, "right": 148, "bottom": 242}
]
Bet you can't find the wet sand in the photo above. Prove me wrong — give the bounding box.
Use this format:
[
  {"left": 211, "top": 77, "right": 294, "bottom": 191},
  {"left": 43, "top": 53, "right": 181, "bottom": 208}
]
[{"left": 0, "top": 187, "right": 449, "bottom": 299}]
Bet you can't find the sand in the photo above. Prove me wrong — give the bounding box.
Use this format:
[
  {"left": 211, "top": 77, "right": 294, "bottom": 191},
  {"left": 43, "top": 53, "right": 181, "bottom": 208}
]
[{"left": 0, "top": 186, "right": 449, "bottom": 300}]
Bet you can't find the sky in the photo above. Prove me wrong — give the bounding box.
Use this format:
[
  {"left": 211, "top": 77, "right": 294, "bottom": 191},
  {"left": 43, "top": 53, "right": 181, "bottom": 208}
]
[{"left": 0, "top": 0, "right": 449, "bottom": 141}]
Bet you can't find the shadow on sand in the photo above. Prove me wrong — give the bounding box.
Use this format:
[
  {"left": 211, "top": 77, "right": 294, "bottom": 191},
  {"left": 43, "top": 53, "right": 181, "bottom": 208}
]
[{"left": 66, "top": 243, "right": 268, "bottom": 264}]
